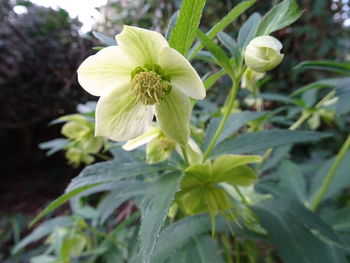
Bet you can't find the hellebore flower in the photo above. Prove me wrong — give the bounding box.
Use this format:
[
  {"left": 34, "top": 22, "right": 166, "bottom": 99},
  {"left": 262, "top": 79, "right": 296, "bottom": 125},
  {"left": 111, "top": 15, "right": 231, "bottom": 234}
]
[
  {"left": 122, "top": 126, "right": 203, "bottom": 164},
  {"left": 61, "top": 114, "right": 106, "bottom": 166},
  {"left": 244, "top": 35, "right": 284, "bottom": 73},
  {"left": 77, "top": 26, "right": 205, "bottom": 145}
]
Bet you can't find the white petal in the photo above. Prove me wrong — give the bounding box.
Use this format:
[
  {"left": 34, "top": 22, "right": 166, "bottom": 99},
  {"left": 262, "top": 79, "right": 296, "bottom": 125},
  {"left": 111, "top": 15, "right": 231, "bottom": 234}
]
[
  {"left": 116, "top": 25, "right": 169, "bottom": 66},
  {"left": 159, "top": 47, "right": 205, "bottom": 100},
  {"left": 122, "top": 127, "right": 160, "bottom": 151},
  {"left": 77, "top": 46, "right": 139, "bottom": 96},
  {"left": 155, "top": 88, "right": 191, "bottom": 145},
  {"left": 95, "top": 85, "right": 154, "bottom": 141}
]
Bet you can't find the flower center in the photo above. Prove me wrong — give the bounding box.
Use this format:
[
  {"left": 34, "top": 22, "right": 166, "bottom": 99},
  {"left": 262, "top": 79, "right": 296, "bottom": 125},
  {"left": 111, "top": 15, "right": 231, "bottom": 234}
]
[
  {"left": 131, "top": 65, "right": 172, "bottom": 105},
  {"left": 159, "top": 137, "right": 176, "bottom": 152}
]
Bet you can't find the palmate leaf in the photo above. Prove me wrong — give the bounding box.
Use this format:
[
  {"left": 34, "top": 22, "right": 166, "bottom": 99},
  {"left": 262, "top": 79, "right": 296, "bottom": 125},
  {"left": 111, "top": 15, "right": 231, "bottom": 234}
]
[
  {"left": 211, "top": 129, "right": 331, "bottom": 157},
  {"left": 256, "top": 0, "right": 303, "bottom": 36},
  {"left": 139, "top": 170, "right": 183, "bottom": 263},
  {"left": 169, "top": 0, "right": 206, "bottom": 56},
  {"left": 252, "top": 199, "right": 347, "bottom": 263}
]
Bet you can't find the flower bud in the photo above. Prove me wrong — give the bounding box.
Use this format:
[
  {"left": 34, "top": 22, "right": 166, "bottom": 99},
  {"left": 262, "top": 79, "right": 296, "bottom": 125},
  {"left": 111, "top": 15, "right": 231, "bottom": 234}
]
[{"left": 244, "top": 35, "right": 284, "bottom": 73}]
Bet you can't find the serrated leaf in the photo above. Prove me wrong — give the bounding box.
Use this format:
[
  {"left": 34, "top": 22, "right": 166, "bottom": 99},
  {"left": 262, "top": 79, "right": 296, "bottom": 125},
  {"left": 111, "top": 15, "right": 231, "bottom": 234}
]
[
  {"left": 169, "top": 0, "right": 206, "bottom": 56},
  {"left": 92, "top": 31, "right": 117, "bottom": 46},
  {"left": 252, "top": 199, "right": 346, "bottom": 263},
  {"left": 66, "top": 161, "right": 170, "bottom": 192},
  {"left": 238, "top": 12, "right": 261, "bottom": 48},
  {"left": 204, "top": 111, "right": 266, "bottom": 150},
  {"left": 139, "top": 171, "right": 183, "bottom": 263},
  {"left": 188, "top": 0, "right": 256, "bottom": 60},
  {"left": 256, "top": 0, "right": 303, "bottom": 36},
  {"left": 211, "top": 130, "right": 331, "bottom": 157}
]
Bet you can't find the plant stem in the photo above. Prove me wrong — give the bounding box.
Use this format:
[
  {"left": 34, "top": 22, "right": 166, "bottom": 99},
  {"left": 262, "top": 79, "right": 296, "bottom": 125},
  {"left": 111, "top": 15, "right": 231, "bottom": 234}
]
[
  {"left": 256, "top": 89, "right": 336, "bottom": 171},
  {"left": 233, "top": 186, "right": 250, "bottom": 205},
  {"left": 181, "top": 145, "right": 189, "bottom": 166},
  {"left": 94, "top": 152, "right": 112, "bottom": 161},
  {"left": 235, "top": 236, "right": 240, "bottom": 263},
  {"left": 311, "top": 134, "right": 350, "bottom": 211},
  {"left": 203, "top": 78, "right": 240, "bottom": 160}
]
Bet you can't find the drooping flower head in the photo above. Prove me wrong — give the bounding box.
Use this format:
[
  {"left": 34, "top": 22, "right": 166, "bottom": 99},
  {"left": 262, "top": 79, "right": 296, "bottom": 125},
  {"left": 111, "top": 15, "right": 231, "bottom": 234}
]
[{"left": 77, "top": 26, "right": 205, "bottom": 145}]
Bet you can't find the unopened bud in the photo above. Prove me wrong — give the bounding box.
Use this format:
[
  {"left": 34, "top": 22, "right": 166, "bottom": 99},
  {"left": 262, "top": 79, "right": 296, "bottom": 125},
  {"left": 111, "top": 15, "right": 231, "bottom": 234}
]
[{"left": 244, "top": 35, "right": 284, "bottom": 73}]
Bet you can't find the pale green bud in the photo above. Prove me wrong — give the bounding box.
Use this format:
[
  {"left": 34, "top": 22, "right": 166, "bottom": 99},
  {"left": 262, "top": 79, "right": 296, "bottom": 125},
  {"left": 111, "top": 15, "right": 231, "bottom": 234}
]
[{"left": 244, "top": 35, "right": 284, "bottom": 73}]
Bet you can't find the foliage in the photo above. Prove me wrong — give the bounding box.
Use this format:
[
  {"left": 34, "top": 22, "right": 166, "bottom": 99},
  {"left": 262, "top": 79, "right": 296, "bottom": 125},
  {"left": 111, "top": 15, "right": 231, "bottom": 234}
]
[{"left": 6, "top": 1, "right": 350, "bottom": 263}]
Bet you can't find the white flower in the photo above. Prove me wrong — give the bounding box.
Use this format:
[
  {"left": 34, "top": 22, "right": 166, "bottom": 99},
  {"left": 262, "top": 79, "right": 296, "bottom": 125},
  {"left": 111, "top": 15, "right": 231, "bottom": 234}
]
[
  {"left": 77, "top": 26, "right": 205, "bottom": 145},
  {"left": 244, "top": 35, "right": 284, "bottom": 73}
]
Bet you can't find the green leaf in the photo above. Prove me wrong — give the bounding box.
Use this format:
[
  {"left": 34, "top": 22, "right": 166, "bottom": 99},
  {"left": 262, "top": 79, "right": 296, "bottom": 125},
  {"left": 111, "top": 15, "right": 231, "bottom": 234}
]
[
  {"left": 188, "top": 0, "right": 256, "bottom": 60},
  {"left": 13, "top": 216, "right": 73, "bottom": 253},
  {"left": 252, "top": 199, "right": 346, "bottom": 263},
  {"left": 165, "top": 11, "right": 179, "bottom": 40},
  {"left": 193, "top": 236, "right": 225, "bottom": 263},
  {"left": 39, "top": 139, "right": 68, "bottom": 156},
  {"left": 211, "top": 130, "right": 331, "bottom": 157},
  {"left": 203, "top": 69, "right": 226, "bottom": 90},
  {"left": 212, "top": 155, "right": 261, "bottom": 186},
  {"left": 169, "top": 0, "right": 206, "bottom": 56},
  {"left": 92, "top": 31, "right": 117, "bottom": 46},
  {"left": 151, "top": 214, "right": 213, "bottom": 263},
  {"left": 259, "top": 145, "right": 291, "bottom": 173},
  {"left": 290, "top": 78, "right": 347, "bottom": 97},
  {"left": 309, "top": 151, "right": 350, "bottom": 204},
  {"left": 139, "top": 170, "right": 183, "bottom": 263},
  {"left": 66, "top": 161, "right": 170, "bottom": 192},
  {"left": 217, "top": 32, "right": 240, "bottom": 62},
  {"left": 323, "top": 207, "right": 350, "bottom": 232},
  {"left": 96, "top": 181, "right": 149, "bottom": 224},
  {"left": 237, "top": 12, "right": 261, "bottom": 48},
  {"left": 197, "top": 30, "right": 234, "bottom": 76},
  {"left": 294, "top": 61, "right": 350, "bottom": 76},
  {"left": 29, "top": 185, "right": 98, "bottom": 226},
  {"left": 256, "top": 0, "right": 303, "bottom": 36},
  {"left": 204, "top": 111, "right": 266, "bottom": 150}
]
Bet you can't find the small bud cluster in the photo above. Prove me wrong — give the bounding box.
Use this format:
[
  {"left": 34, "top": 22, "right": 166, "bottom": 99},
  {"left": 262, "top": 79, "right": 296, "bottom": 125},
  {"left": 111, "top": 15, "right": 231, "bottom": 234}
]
[{"left": 131, "top": 65, "right": 172, "bottom": 105}]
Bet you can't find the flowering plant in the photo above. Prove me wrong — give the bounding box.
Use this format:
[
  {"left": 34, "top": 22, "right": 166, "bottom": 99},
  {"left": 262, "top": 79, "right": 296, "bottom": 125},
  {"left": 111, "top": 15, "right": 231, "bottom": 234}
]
[{"left": 19, "top": 1, "right": 350, "bottom": 262}]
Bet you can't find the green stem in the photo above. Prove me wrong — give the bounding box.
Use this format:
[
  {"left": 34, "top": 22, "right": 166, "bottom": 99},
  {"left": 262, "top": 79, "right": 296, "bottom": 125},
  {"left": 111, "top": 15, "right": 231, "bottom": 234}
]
[
  {"left": 181, "top": 145, "right": 189, "bottom": 166},
  {"left": 311, "top": 134, "right": 350, "bottom": 211},
  {"left": 203, "top": 78, "right": 240, "bottom": 160},
  {"left": 233, "top": 186, "right": 250, "bottom": 205},
  {"left": 235, "top": 237, "right": 240, "bottom": 263},
  {"left": 256, "top": 89, "right": 336, "bottom": 171}
]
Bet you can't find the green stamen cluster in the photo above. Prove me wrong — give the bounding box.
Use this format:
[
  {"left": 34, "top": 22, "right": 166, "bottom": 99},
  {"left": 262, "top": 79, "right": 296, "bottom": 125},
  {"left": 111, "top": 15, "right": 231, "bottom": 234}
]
[
  {"left": 158, "top": 137, "right": 176, "bottom": 152},
  {"left": 131, "top": 65, "right": 172, "bottom": 105}
]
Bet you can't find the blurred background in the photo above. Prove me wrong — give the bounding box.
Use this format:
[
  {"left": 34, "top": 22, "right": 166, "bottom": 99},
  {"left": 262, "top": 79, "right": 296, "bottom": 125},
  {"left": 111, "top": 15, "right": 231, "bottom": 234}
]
[{"left": 0, "top": 0, "right": 349, "bottom": 260}]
